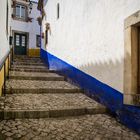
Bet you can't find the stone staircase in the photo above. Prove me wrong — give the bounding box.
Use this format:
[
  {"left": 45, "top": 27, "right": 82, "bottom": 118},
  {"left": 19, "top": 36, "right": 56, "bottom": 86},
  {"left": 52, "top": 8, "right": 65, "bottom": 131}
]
[
  {"left": 0, "top": 57, "right": 139, "bottom": 140},
  {"left": 1, "top": 56, "right": 107, "bottom": 119}
]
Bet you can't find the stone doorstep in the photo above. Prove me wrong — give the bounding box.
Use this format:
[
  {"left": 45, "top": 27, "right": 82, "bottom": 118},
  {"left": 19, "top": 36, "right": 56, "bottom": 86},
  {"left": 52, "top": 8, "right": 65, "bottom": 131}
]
[
  {"left": 6, "top": 88, "right": 84, "bottom": 94},
  {"left": 10, "top": 68, "right": 52, "bottom": 73},
  {"left": 124, "top": 94, "right": 140, "bottom": 106},
  {"left": 9, "top": 76, "right": 65, "bottom": 81},
  {"left": 1, "top": 107, "right": 107, "bottom": 119}
]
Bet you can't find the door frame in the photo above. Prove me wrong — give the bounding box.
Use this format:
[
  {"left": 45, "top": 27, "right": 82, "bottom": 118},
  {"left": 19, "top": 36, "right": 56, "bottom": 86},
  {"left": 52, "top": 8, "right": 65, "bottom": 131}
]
[
  {"left": 124, "top": 10, "right": 140, "bottom": 105},
  {"left": 12, "top": 30, "right": 29, "bottom": 56}
]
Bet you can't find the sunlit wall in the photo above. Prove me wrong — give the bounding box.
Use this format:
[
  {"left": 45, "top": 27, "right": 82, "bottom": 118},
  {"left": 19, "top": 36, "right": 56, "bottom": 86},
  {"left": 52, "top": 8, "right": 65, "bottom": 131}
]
[{"left": 42, "top": 0, "right": 140, "bottom": 92}]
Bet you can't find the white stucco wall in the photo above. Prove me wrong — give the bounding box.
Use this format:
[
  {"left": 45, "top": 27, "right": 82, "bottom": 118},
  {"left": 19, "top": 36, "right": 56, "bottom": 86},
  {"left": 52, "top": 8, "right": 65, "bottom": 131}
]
[
  {"left": 0, "top": 0, "right": 11, "bottom": 61},
  {"left": 11, "top": 1, "right": 40, "bottom": 49},
  {"left": 43, "top": 0, "right": 140, "bottom": 93}
]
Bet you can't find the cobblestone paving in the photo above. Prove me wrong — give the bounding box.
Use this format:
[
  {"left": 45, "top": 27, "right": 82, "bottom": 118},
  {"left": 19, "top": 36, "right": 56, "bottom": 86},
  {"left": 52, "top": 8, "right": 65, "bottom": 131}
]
[
  {"left": 6, "top": 80, "right": 80, "bottom": 90},
  {"left": 0, "top": 114, "right": 139, "bottom": 140},
  {"left": 2, "top": 57, "right": 140, "bottom": 139},
  {"left": 4, "top": 94, "right": 103, "bottom": 110},
  {"left": 10, "top": 71, "right": 62, "bottom": 78}
]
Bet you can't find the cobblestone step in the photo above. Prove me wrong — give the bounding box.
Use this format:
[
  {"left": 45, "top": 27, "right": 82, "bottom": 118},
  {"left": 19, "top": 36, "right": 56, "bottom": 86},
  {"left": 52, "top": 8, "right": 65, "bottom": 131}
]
[
  {"left": 9, "top": 71, "right": 65, "bottom": 81},
  {"left": 6, "top": 80, "right": 83, "bottom": 94},
  {"left": 12, "top": 62, "right": 45, "bottom": 66},
  {"left": 6, "top": 89, "right": 83, "bottom": 94},
  {"left": 0, "top": 114, "right": 139, "bottom": 139},
  {"left": 11, "top": 64, "right": 48, "bottom": 71},
  {"left": 9, "top": 76, "right": 65, "bottom": 81},
  {"left": 11, "top": 65, "right": 47, "bottom": 69},
  {"left": 2, "top": 108, "right": 106, "bottom": 119},
  {"left": 13, "top": 58, "right": 43, "bottom": 63},
  {"left": 13, "top": 58, "right": 41, "bottom": 61},
  {"left": 10, "top": 68, "right": 51, "bottom": 73},
  {"left": 13, "top": 60, "right": 43, "bottom": 64},
  {"left": 14, "top": 56, "right": 41, "bottom": 60},
  {"left": 0, "top": 94, "right": 107, "bottom": 119}
]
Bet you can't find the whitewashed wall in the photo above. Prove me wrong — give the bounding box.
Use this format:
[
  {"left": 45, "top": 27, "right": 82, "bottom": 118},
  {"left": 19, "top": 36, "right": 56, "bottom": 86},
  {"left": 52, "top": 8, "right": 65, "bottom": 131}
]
[
  {"left": 11, "top": 1, "right": 40, "bottom": 49},
  {"left": 0, "top": 0, "right": 11, "bottom": 61},
  {"left": 43, "top": 0, "right": 140, "bottom": 93}
]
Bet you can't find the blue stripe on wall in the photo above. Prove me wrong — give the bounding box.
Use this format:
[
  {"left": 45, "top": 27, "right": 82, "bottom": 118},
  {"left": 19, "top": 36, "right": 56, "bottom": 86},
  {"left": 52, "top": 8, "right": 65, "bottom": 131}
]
[{"left": 41, "top": 48, "right": 140, "bottom": 134}]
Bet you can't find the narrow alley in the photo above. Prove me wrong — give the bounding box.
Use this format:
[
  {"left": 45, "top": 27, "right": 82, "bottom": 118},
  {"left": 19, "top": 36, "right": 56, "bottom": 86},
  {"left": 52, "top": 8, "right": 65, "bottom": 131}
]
[{"left": 1, "top": 0, "right": 140, "bottom": 139}]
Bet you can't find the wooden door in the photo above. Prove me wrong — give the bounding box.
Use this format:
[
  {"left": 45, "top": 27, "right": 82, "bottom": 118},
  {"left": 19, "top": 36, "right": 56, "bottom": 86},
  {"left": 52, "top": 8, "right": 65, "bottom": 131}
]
[{"left": 14, "top": 33, "right": 27, "bottom": 55}]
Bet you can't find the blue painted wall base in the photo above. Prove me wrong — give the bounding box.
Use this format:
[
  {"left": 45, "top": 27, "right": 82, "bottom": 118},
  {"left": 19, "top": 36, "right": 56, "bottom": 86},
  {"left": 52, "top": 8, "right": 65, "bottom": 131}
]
[{"left": 41, "top": 48, "right": 140, "bottom": 134}]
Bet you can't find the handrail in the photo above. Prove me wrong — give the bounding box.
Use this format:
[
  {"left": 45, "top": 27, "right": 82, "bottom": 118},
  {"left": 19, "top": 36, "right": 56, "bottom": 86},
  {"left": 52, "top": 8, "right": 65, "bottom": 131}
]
[{"left": 0, "top": 50, "right": 10, "bottom": 71}]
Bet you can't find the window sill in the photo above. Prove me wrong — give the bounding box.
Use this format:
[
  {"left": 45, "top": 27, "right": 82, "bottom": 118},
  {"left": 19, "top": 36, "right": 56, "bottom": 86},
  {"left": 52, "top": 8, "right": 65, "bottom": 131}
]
[
  {"left": 12, "top": 17, "right": 27, "bottom": 22},
  {"left": 12, "top": 17, "right": 32, "bottom": 23}
]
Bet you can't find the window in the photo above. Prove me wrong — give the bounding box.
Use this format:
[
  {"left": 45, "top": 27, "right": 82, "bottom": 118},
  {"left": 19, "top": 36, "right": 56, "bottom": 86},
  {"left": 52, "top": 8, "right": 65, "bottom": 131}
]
[
  {"left": 21, "top": 36, "right": 26, "bottom": 47},
  {"left": 57, "top": 3, "right": 60, "bottom": 19},
  {"left": 15, "top": 4, "right": 26, "bottom": 19},
  {"left": 15, "top": 35, "right": 20, "bottom": 46},
  {"left": 36, "top": 35, "right": 41, "bottom": 47}
]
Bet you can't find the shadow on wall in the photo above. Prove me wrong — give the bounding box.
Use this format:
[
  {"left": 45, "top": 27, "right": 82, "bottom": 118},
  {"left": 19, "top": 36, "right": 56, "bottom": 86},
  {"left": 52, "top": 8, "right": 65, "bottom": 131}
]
[
  {"left": 79, "top": 58, "right": 123, "bottom": 93},
  {"left": 41, "top": 49, "right": 140, "bottom": 134}
]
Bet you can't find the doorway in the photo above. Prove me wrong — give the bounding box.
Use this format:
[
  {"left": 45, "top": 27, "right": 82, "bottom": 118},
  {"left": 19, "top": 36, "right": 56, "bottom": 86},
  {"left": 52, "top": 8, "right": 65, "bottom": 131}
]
[
  {"left": 138, "top": 28, "right": 140, "bottom": 94},
  {"left": 124, "top": 11, "right": 140, "bottom": 105},
  {"left": 14, "top": 33, "right": 27, "bottom": 55}
]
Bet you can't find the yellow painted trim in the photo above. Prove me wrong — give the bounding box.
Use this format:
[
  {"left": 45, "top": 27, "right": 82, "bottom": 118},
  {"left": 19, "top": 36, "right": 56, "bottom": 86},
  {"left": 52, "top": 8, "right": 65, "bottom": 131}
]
[
  {"left": 9, "top": 55, "right": 11, "bottom": 69},
  {"left": 0, "top": 54, "right": 10, "bottom": 96},
  {"left": 28, "top": 48, "right": 40, "bottom": 57},
  {"left": 5, "top": 58, "right": 9, "bottom": 77},
  {"left": 0, "top": 67, "right": 4, "bottom": 96}
]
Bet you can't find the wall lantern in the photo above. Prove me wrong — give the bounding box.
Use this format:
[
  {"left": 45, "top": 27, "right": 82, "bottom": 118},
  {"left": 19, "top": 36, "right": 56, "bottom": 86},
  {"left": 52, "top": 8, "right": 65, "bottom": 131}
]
[{"left": 29, "top": 0, "right": 33, "bottom": 14}]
